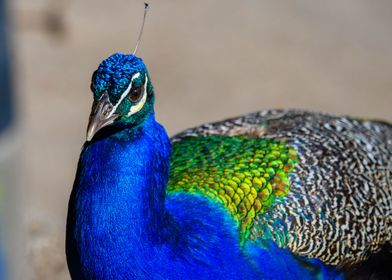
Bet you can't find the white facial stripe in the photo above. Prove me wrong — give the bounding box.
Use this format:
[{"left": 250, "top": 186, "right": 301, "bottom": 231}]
[
  {"left": 108, "top": 72, "right": 141, "bottom": 117},
  {"left": 127, "top": 74, "right": 148, "bottom": 117}
]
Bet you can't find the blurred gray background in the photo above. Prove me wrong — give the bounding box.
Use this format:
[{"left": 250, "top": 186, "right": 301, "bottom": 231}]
[{"left": 7, "top": 0, "right": 392, "bottom": 278}]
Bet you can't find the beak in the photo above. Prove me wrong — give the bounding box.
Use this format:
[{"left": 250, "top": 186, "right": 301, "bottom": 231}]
[{"left": 86, "top": 93, "right": 119, "bottom": 141}]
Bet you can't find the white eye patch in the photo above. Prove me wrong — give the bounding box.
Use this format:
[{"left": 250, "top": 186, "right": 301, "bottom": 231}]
[
  {"left": 126, "top": 74, "right": 148, "bottom": 117},
  {"left": 107, "top": 72, "right": 141, "bottom": 117}
]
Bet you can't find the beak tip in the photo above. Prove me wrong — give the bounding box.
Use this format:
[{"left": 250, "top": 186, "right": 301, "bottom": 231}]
[{"left": 86, "top": 129, "right": 95, "bottom": 142}]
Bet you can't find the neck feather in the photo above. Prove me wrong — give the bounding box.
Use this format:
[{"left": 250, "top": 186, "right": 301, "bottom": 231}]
[{"left": 69, "top": 113, "right": 173, "bottom": 247}]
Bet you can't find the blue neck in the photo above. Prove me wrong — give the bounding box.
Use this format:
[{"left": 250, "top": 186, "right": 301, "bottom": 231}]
[{"left": 67, "top": 113, "right": 175, "bottom": 276}]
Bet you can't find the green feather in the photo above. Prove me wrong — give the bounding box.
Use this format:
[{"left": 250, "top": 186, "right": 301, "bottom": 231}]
[{"left": 167, "top": 136, "right": 298, "bottom": 242}]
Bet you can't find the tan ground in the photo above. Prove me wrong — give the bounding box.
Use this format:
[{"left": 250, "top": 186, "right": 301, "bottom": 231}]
[{"left": 8, "top": 0, "right": 392, "bottom": 278}]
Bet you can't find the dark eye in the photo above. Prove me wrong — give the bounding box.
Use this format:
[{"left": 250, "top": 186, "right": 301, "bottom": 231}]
[{"left": 128, "top": 85, "right": 144, "bottom": 102}]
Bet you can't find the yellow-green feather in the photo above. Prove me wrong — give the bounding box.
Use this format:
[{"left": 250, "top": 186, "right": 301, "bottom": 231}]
[{"left": 167, "top": 136, "right": 298, "bottom": 242}]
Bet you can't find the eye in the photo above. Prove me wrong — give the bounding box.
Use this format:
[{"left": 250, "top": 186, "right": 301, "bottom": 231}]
[{"left": 128, "top": 85, "right": 144, "bottom": 102}]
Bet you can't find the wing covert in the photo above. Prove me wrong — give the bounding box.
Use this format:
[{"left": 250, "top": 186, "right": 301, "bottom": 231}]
[
  {"left": 167, "top": 135, "right": 298, "bottom": 242},
  {"left": 169, "top": 110, "right": 392, "bottom": 266}
]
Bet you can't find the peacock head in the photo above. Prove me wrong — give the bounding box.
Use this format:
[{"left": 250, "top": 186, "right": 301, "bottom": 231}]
[{"left": 86, "top": 53, "right": 154, "bottom": 141}]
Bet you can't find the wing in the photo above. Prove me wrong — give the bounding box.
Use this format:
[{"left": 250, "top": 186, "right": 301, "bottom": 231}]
[{"left": 168, "top": 109, "right": 392, "bottom": 266}]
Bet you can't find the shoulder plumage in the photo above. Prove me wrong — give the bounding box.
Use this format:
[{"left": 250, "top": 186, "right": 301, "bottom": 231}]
[
  {"left": 167, "top": 134, "right": 298, "bottom": 242},
  {"left": 169, "top": 109, "right": 392, "bottom": 266}
]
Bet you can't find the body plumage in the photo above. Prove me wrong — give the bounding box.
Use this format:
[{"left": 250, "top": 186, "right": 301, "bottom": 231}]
[
  {"left": 66, "top": 53, "right": 392, "bottom": 280},
  {"left": 174, "top": 110, "right": 392, "bottom": 266}
]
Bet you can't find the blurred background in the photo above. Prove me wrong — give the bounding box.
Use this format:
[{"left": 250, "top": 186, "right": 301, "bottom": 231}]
[{"left": 0, "top": 0, "right": 391, "bottom": 278}]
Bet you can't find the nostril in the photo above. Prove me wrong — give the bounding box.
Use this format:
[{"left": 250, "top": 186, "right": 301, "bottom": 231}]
[{"left": 102, "top": 104, "right": 113, "bottom": 117}]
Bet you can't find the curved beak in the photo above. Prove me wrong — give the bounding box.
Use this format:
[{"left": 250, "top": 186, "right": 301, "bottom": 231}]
[{"left": 86, "top": 93, "right": 119, "bottom": 141}]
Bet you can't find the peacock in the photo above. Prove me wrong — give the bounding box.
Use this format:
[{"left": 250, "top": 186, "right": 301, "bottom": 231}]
[{"left": 66, "top": 7, "right": 392, "bottom": 280}]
